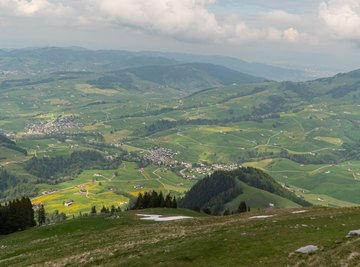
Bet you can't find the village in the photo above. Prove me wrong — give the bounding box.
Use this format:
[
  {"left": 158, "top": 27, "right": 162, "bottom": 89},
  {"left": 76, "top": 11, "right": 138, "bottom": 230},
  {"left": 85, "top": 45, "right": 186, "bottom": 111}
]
[
  {"left": 144, "top": 146, "right": 242, "bottom": 179},
  {"left": 25, "top": 115, "right": 81, "bottom": 135},
  {"left": 144, "top": 147, "right": 180, "bottom": 166}
]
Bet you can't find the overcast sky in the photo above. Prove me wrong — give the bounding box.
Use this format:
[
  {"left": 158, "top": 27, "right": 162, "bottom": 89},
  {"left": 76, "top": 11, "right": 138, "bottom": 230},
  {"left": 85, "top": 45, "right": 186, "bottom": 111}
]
[{"left": 0, "top": 0, "right": 359, "bottom": 73}]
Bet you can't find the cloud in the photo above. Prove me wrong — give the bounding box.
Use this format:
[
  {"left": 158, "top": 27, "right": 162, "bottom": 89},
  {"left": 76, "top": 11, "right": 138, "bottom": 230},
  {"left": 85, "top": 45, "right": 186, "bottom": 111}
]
[
  {"left": 320, "top": 0, "right": 360, "bottom": 40},
  {"left": 84, "top": 0, "right": 315, "bottom": 45},
  {"left": 283, "top": 27, "right": 299, "bottom": 43},
  {"left": 0, "top": 0, "right": 317, "bottom": 45},
  {"left": 86, "top": 0, "right": 246, "bottom": 43},
  {"left": 0, "top": 0, "right": 73, "bottom": 17},
  {"left": 259, "top": 10, "right": 302, "bottom": 26}
]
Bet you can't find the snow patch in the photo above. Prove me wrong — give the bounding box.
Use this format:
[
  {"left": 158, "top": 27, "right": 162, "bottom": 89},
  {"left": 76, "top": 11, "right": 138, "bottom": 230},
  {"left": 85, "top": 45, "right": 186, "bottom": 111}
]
[
  {"left": 248, "top": 215, "right": 274, "bottom": 219},
  {"left": 295, "top": 245, "right": 318, "bottom": 253},
  {"left": 292, "top": 210, "right": 308, "bottom": 214},
  {"left": 136, "top": 214, "right": 193, "bottom": 222},
  {"left": 347, "top": 230, "right": 360, "bottom": 237}
]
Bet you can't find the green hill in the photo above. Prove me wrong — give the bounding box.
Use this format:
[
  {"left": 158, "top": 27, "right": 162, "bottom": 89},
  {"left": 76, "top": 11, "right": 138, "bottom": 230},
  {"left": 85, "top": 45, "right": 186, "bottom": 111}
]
[
  {"left": 179, "top": 167, "right": 309, "bottom": 214},
  {"left": 88, "top": 63, "right": 264, "bottom": 93},
  {"left": 225, "top": 180, "right": 301, "bottom": 210}
]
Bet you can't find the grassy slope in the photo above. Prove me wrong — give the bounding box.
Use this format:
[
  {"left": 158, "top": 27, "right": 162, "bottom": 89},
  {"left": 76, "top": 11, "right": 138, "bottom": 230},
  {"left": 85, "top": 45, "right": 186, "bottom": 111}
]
[
  {"left": 225, "top": 180, "right": 301, "bottom": 211},
  {"left": 1, "top": 207, "right": 360, "bottom": 266}
]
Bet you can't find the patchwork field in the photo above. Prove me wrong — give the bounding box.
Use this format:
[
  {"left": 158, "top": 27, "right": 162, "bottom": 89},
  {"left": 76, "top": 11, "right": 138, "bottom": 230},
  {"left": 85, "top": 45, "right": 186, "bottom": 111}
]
[
  {"left": 32, "top": 162, "right": 195, "bottom": 216},
  {"left": 1, "top": 62, "right": 360, "bottom": 210}
]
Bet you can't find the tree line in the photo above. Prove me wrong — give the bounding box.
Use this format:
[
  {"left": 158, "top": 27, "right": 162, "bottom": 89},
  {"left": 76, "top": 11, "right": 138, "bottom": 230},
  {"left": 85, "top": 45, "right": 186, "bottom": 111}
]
[
  {"left": 132, "top": 191, "right": 177, "bottom": 209},
  {"left": 0, "top": 134, "right": 27, "bottom": 155},
  {"left": 0, "top": 197, "right": 35, "bottom": 235}
]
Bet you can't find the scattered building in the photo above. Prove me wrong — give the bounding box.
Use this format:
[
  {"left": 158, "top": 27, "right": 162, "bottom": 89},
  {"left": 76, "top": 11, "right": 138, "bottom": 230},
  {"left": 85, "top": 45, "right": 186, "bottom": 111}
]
[{"left": 64, "top": 200, "right": 74, "bottom": 207}]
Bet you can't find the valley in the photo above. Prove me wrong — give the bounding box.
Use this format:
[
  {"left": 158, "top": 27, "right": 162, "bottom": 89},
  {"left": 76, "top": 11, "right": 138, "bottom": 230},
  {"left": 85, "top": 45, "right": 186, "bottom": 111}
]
[{"left": 1, "top": 48, "right": 360, "bottom": 216}]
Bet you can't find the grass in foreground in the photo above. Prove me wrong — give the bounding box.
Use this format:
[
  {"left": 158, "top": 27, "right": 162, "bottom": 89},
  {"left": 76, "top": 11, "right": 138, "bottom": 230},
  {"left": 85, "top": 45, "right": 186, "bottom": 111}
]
[{"left": 1, "top": 207, "right": 360, "bottom": 266}]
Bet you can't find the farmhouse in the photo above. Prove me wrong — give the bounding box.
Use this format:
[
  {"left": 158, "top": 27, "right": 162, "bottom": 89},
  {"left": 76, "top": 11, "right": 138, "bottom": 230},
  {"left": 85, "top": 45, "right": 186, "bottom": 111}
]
[{"left": 64, "top": 200, "right": 74, "bottom": 207}]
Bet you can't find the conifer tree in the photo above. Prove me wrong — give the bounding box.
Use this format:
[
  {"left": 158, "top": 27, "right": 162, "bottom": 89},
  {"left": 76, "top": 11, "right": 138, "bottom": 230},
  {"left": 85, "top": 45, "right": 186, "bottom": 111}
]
[
  {"left": 165, "top": 194, "right": 172, "bottom": 208},
  {"left": 172, "top": 196, "right": 177, "bottom": 208},
  {"left": 110, "top": 205, "right": 116, "bottom": 215},
  {"left": 238, "top": 201, "right": 247, "bottom": 213},
  {"left": 38, "top": 204, "right": 46, "bottom": 225},
  {"left": 101, "top": 205, "right": 107, "bottom": 213},
  {"left": 91, "top": 206, "right": 97, "bottom": 214},
  {"left": 159, "top": 191, "right": 165, "bottom": 207}
]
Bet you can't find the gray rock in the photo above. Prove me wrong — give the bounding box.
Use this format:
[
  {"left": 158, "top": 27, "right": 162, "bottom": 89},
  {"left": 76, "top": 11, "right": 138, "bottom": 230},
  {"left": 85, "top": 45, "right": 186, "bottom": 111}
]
[
  {"left": 295, "top": 245, "right": 319, "bottom": 254},
  {"left": 347, "top": 230, "right": 360, "bottom": 237}
]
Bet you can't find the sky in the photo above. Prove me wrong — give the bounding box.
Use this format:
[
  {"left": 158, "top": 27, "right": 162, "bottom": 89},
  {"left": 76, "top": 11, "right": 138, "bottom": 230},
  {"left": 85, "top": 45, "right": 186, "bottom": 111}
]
[{"left": 0, "top": 0, "right": 359, "bottom": 73}]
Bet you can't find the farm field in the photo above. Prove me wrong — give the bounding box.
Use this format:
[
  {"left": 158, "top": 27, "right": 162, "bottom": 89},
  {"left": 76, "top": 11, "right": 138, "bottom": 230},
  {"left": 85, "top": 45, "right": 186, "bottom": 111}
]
[
  {"left": 1, "top": 54, "right": 360, "bottom": 212},
  {"left": 32, "top": 162, "right": 195, "bottom": 216}
]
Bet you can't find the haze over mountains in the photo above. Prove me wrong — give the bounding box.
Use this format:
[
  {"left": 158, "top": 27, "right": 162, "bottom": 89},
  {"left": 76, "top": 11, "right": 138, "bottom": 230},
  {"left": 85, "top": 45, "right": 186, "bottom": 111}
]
[{"left": 0, "top": 47, "right": 322, "bottom": 82}]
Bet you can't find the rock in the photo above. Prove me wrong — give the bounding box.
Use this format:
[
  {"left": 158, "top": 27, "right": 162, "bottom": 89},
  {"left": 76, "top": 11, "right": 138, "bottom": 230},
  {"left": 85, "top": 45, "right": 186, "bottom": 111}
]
[
  {"left": 347, "top": 230, "right": 360, "bottom": 237},
  {"left": 295, "top": 245, "right": 319, "bottom": 254}
]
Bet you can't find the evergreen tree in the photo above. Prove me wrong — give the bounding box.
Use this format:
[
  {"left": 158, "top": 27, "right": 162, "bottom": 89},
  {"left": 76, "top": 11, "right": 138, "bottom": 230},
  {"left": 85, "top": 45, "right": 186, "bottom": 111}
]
[
  {"left": 171, "top": 196, "right": 177, "bottom": 208},
  {"left": 132, "top": 191, "right": 177, "bottom": 210},
  {"left": 0, "top": 197, "right": 36, "bottom": 234},
  {"left": 203, "top": 207, "right": 211, "bottom": 215},
  {"left": 223, "top": 208, "right": 230, "bottom": 216},
  {"left": 159, "top": 192, "right": 165, "bottom": 207},
  {"left": 134, "top": 193, "right": 144, "bottom": 209},
  {"left": 101, "top": 205, "right": 107, "bottom": 213},
  {"left": 238, "top": 201, "right": 247, "bottom": 213},
  {"left": 38, "top": 204, "right": 46, "bottom": 225},
  {"left": 110, "top": 205, "right": 116, "bottom": 215},
  {"left": 165, "top": 194, "right": 172, "bottom": 208},
  {"left": 91, "top": 206, "right": 97, "bottom": 214}
]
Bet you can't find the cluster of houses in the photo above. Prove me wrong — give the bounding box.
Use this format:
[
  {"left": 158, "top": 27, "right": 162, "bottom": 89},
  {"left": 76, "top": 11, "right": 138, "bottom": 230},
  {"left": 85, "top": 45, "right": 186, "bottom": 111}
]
[
  {"left": 25, "top": 116, "right": 81, "bottom": 135},
  {"left": 145, "top": 147, "right": 179, "bottom": 166},
  {"left": 181, "top": 163, "right": 242, "bottom": 179}
]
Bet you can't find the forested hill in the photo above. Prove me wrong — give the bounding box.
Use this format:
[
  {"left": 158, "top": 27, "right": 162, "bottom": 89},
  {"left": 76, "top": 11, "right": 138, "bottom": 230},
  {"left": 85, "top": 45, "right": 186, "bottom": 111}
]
[
  {"left": 88, "top": 63, "right": 264, "bottom": 93},
  {"left": 179, "top": 167, "right": 310, "bottom": 215},
  {"left": 0, "top": 134, "right": 27, "bottom": 155}
]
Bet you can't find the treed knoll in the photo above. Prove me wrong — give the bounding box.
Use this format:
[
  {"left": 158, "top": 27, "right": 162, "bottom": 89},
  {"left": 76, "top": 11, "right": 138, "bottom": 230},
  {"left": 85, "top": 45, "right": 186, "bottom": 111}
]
[{"left": 179, "top": 167, "right": 311, "bottom": 215}]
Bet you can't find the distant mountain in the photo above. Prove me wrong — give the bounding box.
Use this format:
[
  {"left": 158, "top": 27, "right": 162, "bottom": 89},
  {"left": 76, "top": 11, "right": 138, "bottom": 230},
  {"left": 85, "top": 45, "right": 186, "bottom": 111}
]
[
  {"left": 88, "top": 63, "right": 264, "bottom": 93},
  {"left": 0, "top": 47, "right": 176, "bottom": 74},
  {"left": 179, "top": 167, "right": 310, "bottom": 215},
  {"left": 0, "top": 47, "right": 317, "bottom": 81},
  {"left": 142, "top": 51, "right": 316, "bottom": 81}
]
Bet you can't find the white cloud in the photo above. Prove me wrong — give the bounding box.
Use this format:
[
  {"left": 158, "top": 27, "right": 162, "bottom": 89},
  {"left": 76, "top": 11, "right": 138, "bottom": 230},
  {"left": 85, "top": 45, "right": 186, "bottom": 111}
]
[
  {"left": 84, "top": 0, "right": 316, "bottom": 45},
  {"left": 259, "top": 10, "right": 302, "bottom": 26},
  {"left": 0, "top": 0, "right": 317, "bottom": 45},
  {"left": 86, "top": 0, "right": 244, "bottom": 43},
  {"left": 283, "top": 27, "right": 299, "bottom": 43},
  {"left": 320, "top": 0, "right": 360, "bottom": 40},
  {"left": 0, "top": 0, "right": 73, "bottom": 17}
]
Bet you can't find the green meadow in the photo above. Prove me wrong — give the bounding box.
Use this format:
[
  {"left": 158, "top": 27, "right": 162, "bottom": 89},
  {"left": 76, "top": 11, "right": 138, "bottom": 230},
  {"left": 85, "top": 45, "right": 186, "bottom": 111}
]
[{"left": 1, "top": 207, "right": 360, "bottom": 266}]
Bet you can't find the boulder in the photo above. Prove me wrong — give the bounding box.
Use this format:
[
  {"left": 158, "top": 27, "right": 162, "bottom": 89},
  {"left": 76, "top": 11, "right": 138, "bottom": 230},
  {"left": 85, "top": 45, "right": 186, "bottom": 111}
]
[
  {"left": 347, "top": 230, "right": 360, "bottom": 237},
  {"left": 295, "top": 245, "right": 318, "bottom": 254}
]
